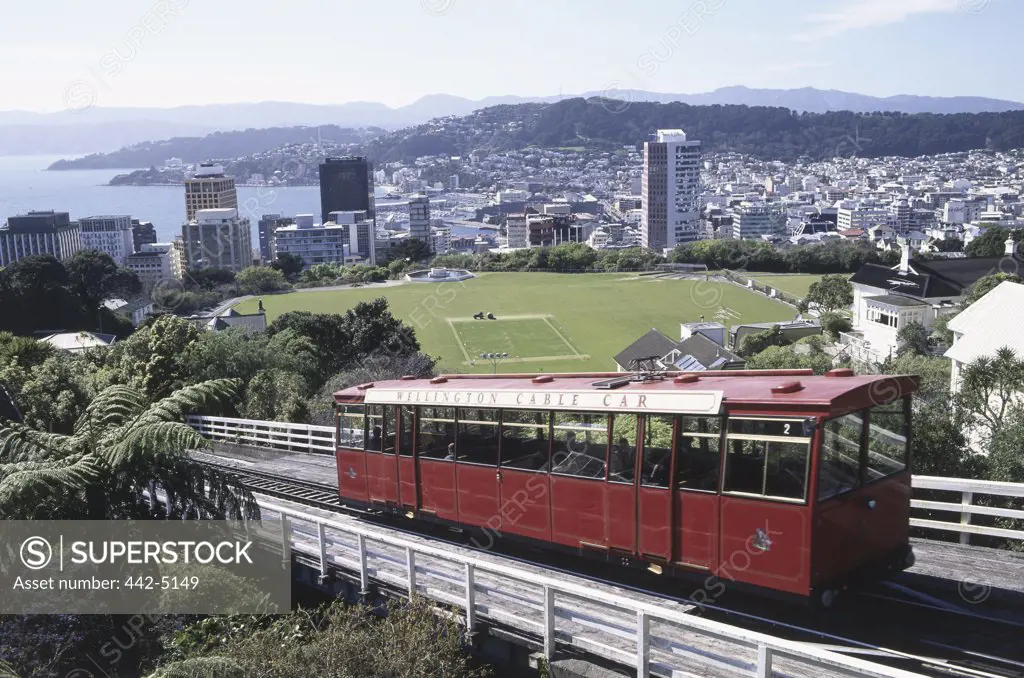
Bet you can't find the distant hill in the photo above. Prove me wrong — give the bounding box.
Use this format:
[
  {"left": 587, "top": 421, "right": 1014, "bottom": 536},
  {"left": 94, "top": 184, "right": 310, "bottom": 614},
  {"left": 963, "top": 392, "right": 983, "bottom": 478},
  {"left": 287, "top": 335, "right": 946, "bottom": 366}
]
[
  {"left": 363, "top": 98, "right": 1024, "bottom": 163},
  {"left": 13, "top": 86, "right": 1024, "bottom": 155},
  {"left": 48, "top": 125, "right": 384, "bottom": 170},
  {"left": 48, "top": 96, "right": 1024, "bottom": 173}
]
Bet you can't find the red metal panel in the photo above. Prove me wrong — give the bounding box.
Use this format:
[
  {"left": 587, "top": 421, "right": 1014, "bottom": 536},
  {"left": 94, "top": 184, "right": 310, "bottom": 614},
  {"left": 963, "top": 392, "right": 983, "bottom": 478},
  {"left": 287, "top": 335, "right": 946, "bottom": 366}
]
[
  {"left": 551, "top": 476, "right": 606, "bottom": 549},
  {"left": 457, "top": 464, "right": 501, "bottom": 529},
  {"left": 637, "top": 487, "right": 672, "bottom": 560},
  {"left": 418, "top": 459, "right": 458, "bottom": 521},
  {"left": 813, "top": 491, "right": 864, "bottom": 584},
  {"left": 861, "top": 474, "right": 911, "bottom": 558},
  {"left": 719, "top": 497, "right": 811, "bottom": 595},
  {"left": 499, "top": 469, "right": 550, "bottom": 542},
  {"left": 674, "top": 491, "right": 719, "bottom": 570},
  {"left": 365, "top": 453, "right": 399, "bottom": 505},
  {"left": 336, "top": 448, "right": 368, "bottom": 504},
  {"left": 398, "top": 457, "right": 417, "bottom": 509},
  {"left": 606, "top": 482, "right": 636, "bottom": 553}
]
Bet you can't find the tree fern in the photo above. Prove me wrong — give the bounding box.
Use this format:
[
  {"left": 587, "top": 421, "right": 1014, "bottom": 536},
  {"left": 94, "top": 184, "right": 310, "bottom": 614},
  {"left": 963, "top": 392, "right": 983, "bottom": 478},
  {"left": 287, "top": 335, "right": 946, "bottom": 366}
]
[{"left": 0, "top": 379, "right": 257, "bottom": 521}]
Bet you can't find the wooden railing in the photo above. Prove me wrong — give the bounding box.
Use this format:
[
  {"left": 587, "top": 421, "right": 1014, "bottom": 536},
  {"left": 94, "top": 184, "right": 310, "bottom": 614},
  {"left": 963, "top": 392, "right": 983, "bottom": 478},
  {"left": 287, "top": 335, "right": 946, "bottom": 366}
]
[{"left": 911, "top": 475, "right": 1024, "bottom": 545}]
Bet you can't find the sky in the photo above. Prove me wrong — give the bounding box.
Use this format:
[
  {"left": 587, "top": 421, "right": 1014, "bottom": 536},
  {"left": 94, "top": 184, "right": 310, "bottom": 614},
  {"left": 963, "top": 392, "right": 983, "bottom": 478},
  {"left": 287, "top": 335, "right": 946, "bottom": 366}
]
[{"left": 4, "top": 0, "right": 1021, "bottom": 112}]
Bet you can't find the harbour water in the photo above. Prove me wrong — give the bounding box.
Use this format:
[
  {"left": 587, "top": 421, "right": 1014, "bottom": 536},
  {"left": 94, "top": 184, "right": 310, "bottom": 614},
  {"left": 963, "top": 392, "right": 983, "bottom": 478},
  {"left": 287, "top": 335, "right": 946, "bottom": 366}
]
[{"left": 0, "top": 155, "right": 485, "bottom": 248}]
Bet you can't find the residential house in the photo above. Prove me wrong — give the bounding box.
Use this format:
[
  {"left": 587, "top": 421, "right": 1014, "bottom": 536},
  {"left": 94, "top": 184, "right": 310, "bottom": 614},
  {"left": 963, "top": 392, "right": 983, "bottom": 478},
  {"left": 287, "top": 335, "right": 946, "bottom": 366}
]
[{"left": 613, "top": 322, "right": 744, "bottom": 372}]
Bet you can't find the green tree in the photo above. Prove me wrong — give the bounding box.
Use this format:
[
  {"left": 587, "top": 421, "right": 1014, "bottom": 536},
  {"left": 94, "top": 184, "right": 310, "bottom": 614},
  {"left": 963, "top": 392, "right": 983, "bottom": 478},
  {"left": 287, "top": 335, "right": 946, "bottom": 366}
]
[
  {"left": 896, "top": 321, "right": 931, "bottom": 357},
  {"left": 270, "top": 252, "right": 305, "bottom": 281},
  {"left": 959, "top": 272, "right": 1023, "bottom": 307},
  {"left": 235, "top": 266, "right": 288, "bottom": 294},
  {"left": 964, "top": 227, "right": 1021, "bottom": 258},
  {"left": 386, "top": 238, "right": 433, "bottom": 264},
  {"left": 111, "top": 315, "right": 202, "bottom": 398},
  {"left": 64, "top": 249, "right": 142, "bottom": 311},
  {"left": 737, "top": 326, "right": 786, "bottom": 358},
  {"left": 955, "top": 347, "right": 1024, "bottom": 449},
  {"left": 805, "top": 274, "right": 853, "bottom": 312},
  {"left": 243, "top": 369, "right": 309, "bottom": 422},
  {"left": 818, "top": 311, "right": 852, "bottom": 340},
  {"left": 0, "top": 378, "right": 255, "bottom": 520}
]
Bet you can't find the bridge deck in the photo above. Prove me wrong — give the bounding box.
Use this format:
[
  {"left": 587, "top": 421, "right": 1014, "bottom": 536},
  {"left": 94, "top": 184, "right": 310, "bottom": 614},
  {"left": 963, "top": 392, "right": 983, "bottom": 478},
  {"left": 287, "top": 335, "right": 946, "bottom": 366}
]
[
  {"left": 903, "top": 538, "right": 1024, "bottom": 605},
  {"left": 198, "top": 442, "right": 1024, "bottom": 610},
  {"left": 196, "top": 441, "right": 339, "bottom": 486}
]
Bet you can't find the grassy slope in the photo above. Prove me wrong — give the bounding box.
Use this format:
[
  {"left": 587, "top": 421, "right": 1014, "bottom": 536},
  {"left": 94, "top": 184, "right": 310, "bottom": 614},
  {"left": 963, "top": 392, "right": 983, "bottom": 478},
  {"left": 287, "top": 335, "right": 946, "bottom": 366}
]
[{"left": 236, "top": 273, "right": 796, "bottom": 373}]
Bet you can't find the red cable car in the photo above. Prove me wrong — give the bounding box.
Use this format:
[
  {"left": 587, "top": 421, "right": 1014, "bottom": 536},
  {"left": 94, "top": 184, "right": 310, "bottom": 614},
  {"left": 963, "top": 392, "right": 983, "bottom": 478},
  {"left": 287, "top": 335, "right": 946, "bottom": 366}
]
[{"left": 333, "top": 369, "right": 918, "bottom": 603}]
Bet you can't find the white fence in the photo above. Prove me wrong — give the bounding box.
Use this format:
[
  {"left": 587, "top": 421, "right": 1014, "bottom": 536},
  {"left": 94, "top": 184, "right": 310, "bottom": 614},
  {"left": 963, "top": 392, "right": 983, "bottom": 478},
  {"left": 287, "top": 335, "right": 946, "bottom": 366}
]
[
  {"left": 261, "top": 498, "right": 921, "bottom": 678},
  {"left": 188, "top": 415, "right": 335, "bottom": 454},
  {"left": 910, "top": 476, "right": 1024, "bottom": 545},
  {"left": 187, "top": 416, "right": 1024, "bottom": 547}
]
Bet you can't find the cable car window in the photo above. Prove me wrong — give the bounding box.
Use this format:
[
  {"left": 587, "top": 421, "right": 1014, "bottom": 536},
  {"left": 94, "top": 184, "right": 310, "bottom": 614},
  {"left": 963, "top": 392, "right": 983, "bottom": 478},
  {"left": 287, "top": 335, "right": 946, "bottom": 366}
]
[
  {"left": 456, "top": 408, "right": 499, "bottom": 466},
  {"left": 337, "top": 405, "right": 364, "bottom": 449},
  {"left": 399, "top": 406, "right": 415, "bottom": 457},
  {"left": 819, "top": 413, "right": 864, "bottom": 500},
  {"left": 417, "top": 407, "right": 456, "bottom": 461},
  {"left": 501, "top": 410, "right": 550, "bottom": 471},
  {"left": 640, "top": 415, "right": 674, "bottom": 489},
  {"left": 724, "top": 418, "right": 810, "bottom": 501},
  {"left": 551, "top": 412, "right": 608, "bottom": 480},
  {"left": 609, "top": 414, "right": 638, "bottom": 483},
  {"left": 365, "top": 405, "right": 395, "bottom": 454},
  {"left": 677, "top": 416, "right": 721, "bottom": 492},
  {"left": 866, "top": 401, "right": 908, "bottom": 480}
]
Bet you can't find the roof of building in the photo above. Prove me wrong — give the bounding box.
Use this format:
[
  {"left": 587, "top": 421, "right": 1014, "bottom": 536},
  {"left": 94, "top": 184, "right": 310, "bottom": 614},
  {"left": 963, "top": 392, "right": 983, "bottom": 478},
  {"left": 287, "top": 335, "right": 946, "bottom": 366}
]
[
  {"left": 865, "top": 294, "right": 928, "bottom": 308},
  {"left": 945, "top": 281, "right": 1024, "bottom": 364},
  {"left": 211, "top": 313, "right": 266, "bottom": 332},
  {"left": 672, "top": 332, "right": 743, "bottom": 370},
  {"left": 850, "top": 263, "right": 961, "bottom": 298},
  {"left": 613, "top": 329, "right": 679, "bottom": 369},
  {"left": 40, "top": 332, "right": 116, "bottom": 352}
]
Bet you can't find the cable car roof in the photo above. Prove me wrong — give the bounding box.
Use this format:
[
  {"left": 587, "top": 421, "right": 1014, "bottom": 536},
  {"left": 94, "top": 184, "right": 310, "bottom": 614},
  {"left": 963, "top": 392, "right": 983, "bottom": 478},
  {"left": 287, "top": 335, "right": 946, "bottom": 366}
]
[{"left": 335, "top": 370, "right": 919, "bottom": 417}]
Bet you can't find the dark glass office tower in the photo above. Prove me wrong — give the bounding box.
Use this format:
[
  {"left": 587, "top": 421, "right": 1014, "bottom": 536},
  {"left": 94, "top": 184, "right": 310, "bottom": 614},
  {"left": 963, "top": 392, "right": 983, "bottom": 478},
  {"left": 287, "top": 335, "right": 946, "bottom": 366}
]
[{"left": 319, "top": 157, "right": 375, "bottom": 225}]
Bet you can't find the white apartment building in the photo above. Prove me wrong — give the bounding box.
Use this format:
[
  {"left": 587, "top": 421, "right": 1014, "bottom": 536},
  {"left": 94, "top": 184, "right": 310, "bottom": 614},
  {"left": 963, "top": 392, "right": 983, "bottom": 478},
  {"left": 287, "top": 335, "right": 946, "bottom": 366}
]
[
  {"left": 432, "top": 224, "right": 452, "bottom": 254},
  {"left": 641, "top": 129, "right": 702, "bottom": 250},
  {"left": 731, "top": 202, "right": 784, "bottom": 240},
  {"left": 325, "top": 210, "right": 376, "bottom": 265},
  {"left": 837, "top": 205, "right": 889, "bottom": 231},
  {"left": 496, "top": 189, "right": 529, "bottom": 204},
  {"left": 181, "top": 208, "right": 253, "bottom": 273},
  {"left": 408, "top": 195, "right": 432, "bottom": 250},
  {"left": 125, "top": 242, "right": 181, "bottom": 289},
  {"left": 272, "top": 214, "right": 349, "bottom": 268},
  {"left": 506, "top": 214, "right": 529, "bottom": 249},
  {"left": 78, "top": 215, "right": 134, "bottom": 264}
]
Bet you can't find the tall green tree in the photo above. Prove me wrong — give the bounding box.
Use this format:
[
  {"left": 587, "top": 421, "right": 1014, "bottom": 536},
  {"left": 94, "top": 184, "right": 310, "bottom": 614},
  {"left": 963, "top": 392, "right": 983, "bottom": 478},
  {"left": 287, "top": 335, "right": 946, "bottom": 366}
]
[
  {"left": 64, "top": 249, "right": 142, "bottom": 311},
  {"left": 805, "top": 274, "right": 854, "bottom": 312}
]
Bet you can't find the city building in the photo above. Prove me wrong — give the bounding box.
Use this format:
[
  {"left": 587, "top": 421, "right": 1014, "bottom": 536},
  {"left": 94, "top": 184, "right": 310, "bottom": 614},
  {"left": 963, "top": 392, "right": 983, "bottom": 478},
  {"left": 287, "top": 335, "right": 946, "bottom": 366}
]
[
  {"left": 40, "top": 331, "right": 116, "bottom": 353},
  {"left": 0, "top": 210, "right": 81, "bottom": 266},
  {"left": 837, "top": 205, "right": 889, "bottom": 231},
  {"left": 613, "top": 324, "right": 744, "bottom": 372},
  {"left": 131, "top": 219, "right": 157, "bottom": 252},
  {"left": 526, "top": 214, "right": 555, "bottom": 248},
  {"left": 102, "top": 298, "right": 155, "bottom": 327},
  {"left": 258, "top": 214, "right": 294, "bottom": 262},
  {"left": 326, "top": 210, "right": 376, "bottom": 264},
  {"left": 408, "top": 195, "right": 432, "bottom": 250},
  {"left": 184, "top": 164, "right": 238, "bottom": 222},
  {"left": 319, "top": 157, "right": 375, "bottom": 225},
  {"left": 181, "top": 208, "right": 253, "bottom": 273},
  {"left": 731, "top": 202, "right": 784, "bottom": 240},
  {"left": 505, "top": 214, "right": 529, "bottom": 249},
  {"left": 641, "top": 129, "right": 702, "bottom": 251},
  {"left": 78, "top": 215, "right": 134, "bottom": 264},
  {"left": 272, "top": 214, "right": 349, "bottom": 268},
  {"left": 431, "top": 224, "right": 452, "bottom": 254},
  {"left": 125, "top": 242, "right": 182, "bottom": 289}
]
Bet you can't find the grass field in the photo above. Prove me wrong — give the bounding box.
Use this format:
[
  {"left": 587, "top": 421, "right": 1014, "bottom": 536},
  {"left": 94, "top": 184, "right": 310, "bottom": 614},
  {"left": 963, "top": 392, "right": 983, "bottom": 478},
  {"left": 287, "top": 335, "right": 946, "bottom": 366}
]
[
  {"left": 235, "top": 273, "right": 796, "bottom": 373},
  {"left": 748, "top": 274, "right": 832, "bottom": 299}
]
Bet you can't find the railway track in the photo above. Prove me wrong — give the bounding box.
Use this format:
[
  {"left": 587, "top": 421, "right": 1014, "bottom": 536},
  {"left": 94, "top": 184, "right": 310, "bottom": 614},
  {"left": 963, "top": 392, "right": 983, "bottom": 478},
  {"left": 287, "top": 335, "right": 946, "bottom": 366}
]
[{"left": 199, "top": 457, "right": 1023, "bottom": 678}]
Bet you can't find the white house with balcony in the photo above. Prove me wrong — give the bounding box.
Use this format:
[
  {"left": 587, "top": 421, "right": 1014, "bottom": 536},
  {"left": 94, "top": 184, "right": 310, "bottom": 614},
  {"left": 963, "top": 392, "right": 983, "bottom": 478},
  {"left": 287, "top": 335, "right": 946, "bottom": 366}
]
[
  {"left": 843, "top": 238, "right": 1017, "bottom": 364},
  {"left": 945, "top": 280, "right": 1024, "bottom": 394}
]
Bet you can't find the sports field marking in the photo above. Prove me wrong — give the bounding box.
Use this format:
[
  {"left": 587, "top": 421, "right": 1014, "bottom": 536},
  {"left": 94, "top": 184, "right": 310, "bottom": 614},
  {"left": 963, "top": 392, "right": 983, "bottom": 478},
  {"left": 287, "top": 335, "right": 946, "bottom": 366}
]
[
  {"left": 465, "top": 354, "right": 591, "bottom": 366},
  {"left": 448, "top": 319, "right": 473, "bottom": 363},
  {"left": 541, "top": 316, "right": 581, "bottom": 356}
]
